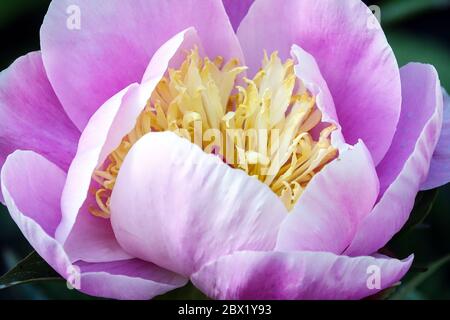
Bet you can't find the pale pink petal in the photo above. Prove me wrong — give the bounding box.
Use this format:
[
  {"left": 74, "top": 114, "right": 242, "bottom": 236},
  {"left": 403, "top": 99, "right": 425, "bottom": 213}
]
[
  {"left": 421, "top": 88, "right": 450, "bottom": 189},
  {"left": 141, "top": 28, "right": 202, "bottom": 83},
  {"left": 57, "top": 84, "right": 139, "bottom": 244},
  {"left": 237, "top": 0, "right": 401, "bottom": 164},
  {"left": 291, "top": 45, "right": 345, "bottom": 150},
  {"left": 75, "top": 259, "right": 187, "bottom": 300},
  {"left": 111, "top": 132, "right": 287, "bottom": 277},
  {"left": 276, "top": 142, "right": 379, "bottom": 254},
  {"left": 346, "top": 63, "right": 443, "bottom": 256},
  {"left": 58, "top": 30, "right": 193, "bottom": 245},
  {"left": 41, "top": 0, "right": 243, "bottom": 130},
  {"left": 0, "top": 52, "right": 79, "bottom": 202},
  {"left": 191, "top": 250, "right": 413, "bottom": 300},
  {"left": 1, "top": 150, "right": 186, "bottom": 300}
]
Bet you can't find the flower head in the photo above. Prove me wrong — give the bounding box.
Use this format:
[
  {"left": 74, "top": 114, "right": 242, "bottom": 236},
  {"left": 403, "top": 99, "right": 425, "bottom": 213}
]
[{"left": 0, "top": 0, "right": 448, "bottom": 300}]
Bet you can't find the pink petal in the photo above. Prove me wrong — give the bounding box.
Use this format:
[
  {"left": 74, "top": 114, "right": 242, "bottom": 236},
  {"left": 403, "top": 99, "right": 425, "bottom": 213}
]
[
  {"left": 291, "top": 45, "right": 345, "bottom": 150},
  {"left": 57, "top": 84, "right": 140, "bottom": 244},
  {"left": 421, "top": 88, "right": 450, "bottom": 190},
  {"left": 58, "top": 30, "right": 193, "bottom": 245},
  {"left": 75, "top": 259, "right": 187, "bottom": 300},
  {"left": 110, "top": 132, "right": 287, "bottom": 277},
  {"left": 62, "top": 200, "right": 132, "bottom": 263},
  {"left": 276, "top": 142, "right": 379, "bottom": 254},
  {"left": 0, "top": 52, "right": 79, "bottom": 202},
  {"left": 141, "top": 28, "right": 202, "bottom": 83},
  {"left": 41, "top": 0, "right": 243, "bottom": 130},
  {"left": 346, "top": 63, "right": 443, "bottom": 256},
  {"left": 377, "top": 65, "right": 444, "bottom": 196},
  {"left": 2, "top": 151, "right": 65, "bottom": 239},
  {"left": 1, "top": 150, "right": 186, "bottom": 300},
  {"left": 191, "top": 250, "right": 413, "bottom": 300},
  {"left": 222, "top": 0, "right": 254, "bottom": 31},
  {"left": 237, "top": 0, "right": 401, "bottom": 164}
]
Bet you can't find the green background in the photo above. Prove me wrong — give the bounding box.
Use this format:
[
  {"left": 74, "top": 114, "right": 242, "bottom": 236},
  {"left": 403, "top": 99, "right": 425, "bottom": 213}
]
[{"left": 0, "top": 0, "right": 449, "bottom": 299}]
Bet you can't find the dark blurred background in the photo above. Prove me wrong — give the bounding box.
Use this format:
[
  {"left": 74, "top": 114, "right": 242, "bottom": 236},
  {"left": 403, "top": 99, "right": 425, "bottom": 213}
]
[{"left": 0, "top": 0, "right": 449, "bottom": 299}]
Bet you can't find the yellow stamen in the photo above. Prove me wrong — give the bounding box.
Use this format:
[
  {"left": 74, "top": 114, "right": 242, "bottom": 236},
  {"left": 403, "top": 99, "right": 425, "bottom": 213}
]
[{"left": 89, "top": 49, "right": 337, "bottom": 217}]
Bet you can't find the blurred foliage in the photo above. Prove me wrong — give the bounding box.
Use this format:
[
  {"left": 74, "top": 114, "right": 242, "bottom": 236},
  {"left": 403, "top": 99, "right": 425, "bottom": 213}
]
[
  {"left": 380, "top": 0, "right": 449, "bottom": 25},
  {"left": 393, "top": 189, "right": 439, "bottom": 237},
  {"left": 0, "top": 0, "right": 449, "bottom": 300},
  {"left": 390, "top": 254, "right": 450, "bottom": 300}
]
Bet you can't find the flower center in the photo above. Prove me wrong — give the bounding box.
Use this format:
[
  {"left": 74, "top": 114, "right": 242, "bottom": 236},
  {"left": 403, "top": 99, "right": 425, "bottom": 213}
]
[{"left": 89, "top": 49, "right": 337, "bottom": 218}]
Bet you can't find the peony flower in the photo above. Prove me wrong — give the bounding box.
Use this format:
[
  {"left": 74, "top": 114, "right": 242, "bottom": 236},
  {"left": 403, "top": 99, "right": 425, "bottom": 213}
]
[{"left": 0, "top": 0, "right": 449, "bottom": 300}]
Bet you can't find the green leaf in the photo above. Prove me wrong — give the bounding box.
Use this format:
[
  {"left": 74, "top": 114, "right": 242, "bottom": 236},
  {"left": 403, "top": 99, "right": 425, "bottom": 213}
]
[
  {"left": 389, "top": 254, "right": 450, "bottom": 300},
  {"left": 155, "top": 282, "right": 209, "bottom": 300},
  {"left": 0, "top": 251, "right": 63, "bottom": 290}
]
